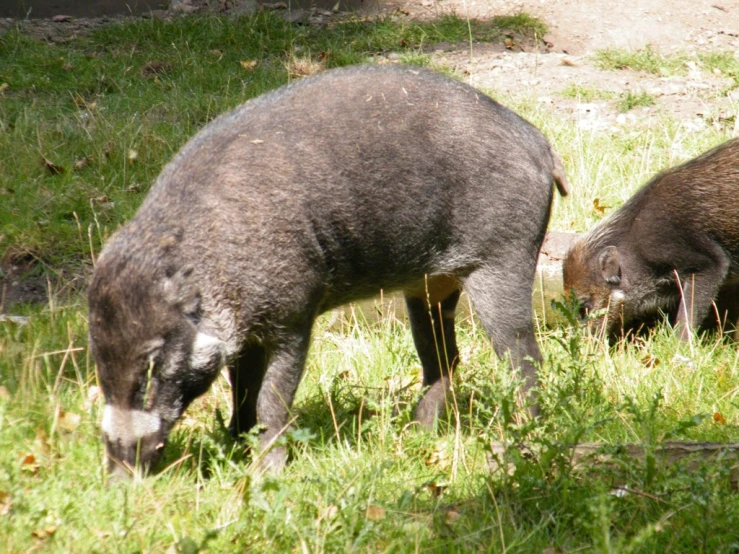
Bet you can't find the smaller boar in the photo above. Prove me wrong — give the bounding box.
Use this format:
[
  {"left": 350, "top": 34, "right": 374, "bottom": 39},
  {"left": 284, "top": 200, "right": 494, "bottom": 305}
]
[
  {"left": 563, "top": 137, "right": 739, "bottom": 340},
  {"left": 89, "top": 64, "right": 569, "bottom": 479}
]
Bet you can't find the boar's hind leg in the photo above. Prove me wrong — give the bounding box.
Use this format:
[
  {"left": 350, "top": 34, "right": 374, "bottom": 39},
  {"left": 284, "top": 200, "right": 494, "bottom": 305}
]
[
  {"left": 228, "top": 343, "right": 268, "bottom": 439},
  {"left": 675, "top": 255, "right": 730, "bottom": 341},
  {"left": 463, "top": 265, "right": 542, "bottom": 418},
  {"left": 254, "top": 326, "right": 313, "bottom": 472},
  {"left": 406, "top": 281, "right": 461, "bottom": 429}
]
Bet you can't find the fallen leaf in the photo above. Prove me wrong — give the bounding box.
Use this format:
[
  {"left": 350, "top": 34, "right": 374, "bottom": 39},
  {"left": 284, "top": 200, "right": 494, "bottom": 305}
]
[
  {"left": 125, "top": 182, "right": 143, "bottom": 193},
  {"left": 0, "top": 83, "right": 8, "bottom": 93},
  {"left": 34, "top": 427, "right": 51, "bottom": 457},
  {"left": 366, "top": 504, "right": 386, "bottom": 521},
  {"left": 52, "top": 14, "right": 73, "bottom": 22},
  {"left": 714, "top": 412, "right": 727, "bottom": 425},
  {"left": 0, "top": 491, "right": 11, "bottom": 516},
  {"left": 640, "top": 354, "right": 660, "bottom": 368},
  {"left": 141, "top": 61, "right": 171, "bottom": 77},
  {"left": 21, "top": 453, "right": 40, "bottom": 474},
  {"left": 425, "top": 481, "right": 447, "bottom": 497},
  {"left": 57, "top": 409, "right": 82, "bottom": 433},
  {"left": 41, "top": 157, "right": 65, "bottom": 175},
  {"left": 73, "top": 157, "right": 92, "bottom": 171},
  {"left": 240, "top": 60, "right": 258, "bottom": 71},
  {"left": 504, "top": 38, "right": 516, "bottom": 49},
  {"left": 324, "top": 504, "right": 339, "bottom": 520},
  {"left": 32, "top": 526, "right": 57, "bottom": 539},
  {"left": 444, "top": 509, "right": 461, "bottom": 524},
  {"left": 593, "top": 198, "right": 610, "bottom": 215},
  {"left": 128, "top": 149, "right": 138, "bottom": 163},
  {"left": 425, "top": 441, "right": 451, "bottom": 469},
  {"left": 285, "top": 56, "right": 323, "bottom": 78}
]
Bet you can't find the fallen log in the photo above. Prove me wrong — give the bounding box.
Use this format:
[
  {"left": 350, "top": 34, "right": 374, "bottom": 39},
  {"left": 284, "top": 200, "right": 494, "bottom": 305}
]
[{"left": 488, "top": 440, "right": 739, "bottom": 486}]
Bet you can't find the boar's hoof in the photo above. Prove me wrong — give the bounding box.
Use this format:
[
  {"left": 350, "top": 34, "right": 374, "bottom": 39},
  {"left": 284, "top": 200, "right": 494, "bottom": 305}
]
[
  {"left": 414, "top": 378, "right": 451, "bottom": 429},
  {"left": 253, "top": 446, "right": 288, "bottom": 475}
]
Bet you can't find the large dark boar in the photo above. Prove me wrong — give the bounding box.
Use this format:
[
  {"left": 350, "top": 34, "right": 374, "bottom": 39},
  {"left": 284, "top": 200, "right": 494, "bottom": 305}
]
[
  {"left": 88, "top": 64, "right": 568, "bottom": 477},
  {"left": 563, "top": 137, "right": 739, "bottom": 341}
]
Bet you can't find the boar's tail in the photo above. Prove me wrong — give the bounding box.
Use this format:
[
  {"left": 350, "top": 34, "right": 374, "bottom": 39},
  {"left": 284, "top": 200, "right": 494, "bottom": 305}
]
[{"left": 550, "top": 150, "right": 570, "bottom": 196}]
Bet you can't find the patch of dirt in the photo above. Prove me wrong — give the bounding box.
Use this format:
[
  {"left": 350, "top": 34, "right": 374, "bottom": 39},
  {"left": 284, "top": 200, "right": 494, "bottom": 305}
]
[
  {"left": 2, "top": 0, "right": 738, "bottom": 310},
  {"left": 0, "top": 258, "right": 49, "bottom": 310},
  {"left": 405, "top": 0, "right": 739, "bottom": 133}
]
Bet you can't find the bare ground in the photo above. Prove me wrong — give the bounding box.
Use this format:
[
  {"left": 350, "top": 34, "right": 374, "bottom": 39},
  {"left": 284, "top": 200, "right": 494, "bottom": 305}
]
[{"left": 407, "top": 0, "right": 739, "bottom": 131}]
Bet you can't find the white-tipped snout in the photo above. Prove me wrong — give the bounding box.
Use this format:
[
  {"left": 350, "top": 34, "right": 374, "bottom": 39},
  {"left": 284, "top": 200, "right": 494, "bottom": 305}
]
[{"left": 102, "top": 405, "right": 162, "bottom": 442}]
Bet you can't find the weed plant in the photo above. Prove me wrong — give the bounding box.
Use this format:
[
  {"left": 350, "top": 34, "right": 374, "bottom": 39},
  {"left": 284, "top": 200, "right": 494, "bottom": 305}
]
[
  {"left": 594, "top": 46, "right": 739, "bottom": 81},
  {"left": 2, "top": 294, "right": 739, "bottom": 552}
]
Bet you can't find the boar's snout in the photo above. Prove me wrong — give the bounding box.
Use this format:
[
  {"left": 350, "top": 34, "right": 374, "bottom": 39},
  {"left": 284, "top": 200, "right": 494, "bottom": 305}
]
[
  {"left": 102, "top": 405, "right": 169, "bottom": 479},
  {"left": 563, "top": 242, "right": 628, "bottom": 336}
]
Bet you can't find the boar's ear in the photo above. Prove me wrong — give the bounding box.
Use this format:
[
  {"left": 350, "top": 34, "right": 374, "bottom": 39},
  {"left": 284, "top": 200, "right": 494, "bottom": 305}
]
[
  {"left": 598, "top": 246, "right": 621, "bottom": 285},
  {"left": 190, "top": 332, "right": 226, "bottom": 374},
  {"left": 163, "top": 266, "right": 200, "bottom": 317}
]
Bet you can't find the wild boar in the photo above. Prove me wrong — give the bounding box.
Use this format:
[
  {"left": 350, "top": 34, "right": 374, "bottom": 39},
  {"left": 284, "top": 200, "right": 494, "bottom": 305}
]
[
  {"left": 563, "top": 137, "right": 739, "bottom": 341},
  {"left": 88, "top": 64, "right": 569, "bottom": 478}
]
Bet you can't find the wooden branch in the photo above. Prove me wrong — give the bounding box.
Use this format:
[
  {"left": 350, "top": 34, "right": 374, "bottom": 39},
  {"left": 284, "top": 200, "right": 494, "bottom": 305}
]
[{"left": 488, "top": 441, "right": 739, "bottom": 485}]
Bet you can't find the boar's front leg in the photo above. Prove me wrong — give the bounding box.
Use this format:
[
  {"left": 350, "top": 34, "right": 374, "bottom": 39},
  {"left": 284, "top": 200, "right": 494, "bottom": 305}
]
[
  {"left": 713, "top": 283, "right": 739, "bottom": 340},
  {"left": 406, "top": 282, "right": 461, "bottom": 428},
  {"left": 228, "top": 343, "right": 268, "bottom": 439},
  {"left": 253, "top": 326, "right": 313, "bottom": 472},
  {"left": 674, "top": 251, "right": 731, "bottom": 341},
  {"left": 463, "top": 265, "right": 542, "bottom": 418}
]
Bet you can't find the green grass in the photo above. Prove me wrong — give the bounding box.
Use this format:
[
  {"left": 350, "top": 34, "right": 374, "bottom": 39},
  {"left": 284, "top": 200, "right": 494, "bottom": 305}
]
[
  {"left": 0, "top": 12, "right": 518, "bottom": 269},
  {"left": 594, "top": 47, "right": 739, "bottom": 86},
  {"left": 617, "top": 90, "right": 656, "bottom": 112},
  {"left": 558, "top": 85, "right": 656, "bottom": 115},
  {"left": 4, "top": 11, "right": 739, "bottom": 553},
  {"left": 492, "top": 12, "right": 548, "bottom": 38},
  {"left": 594, "top": 46, "right": 686, "bottom": 75},
  {"left": 559, "top": 84, "right": 616, "bottom": 102},
  {"left": 3, "top": 298, "right": 739, "bottom": 552}
]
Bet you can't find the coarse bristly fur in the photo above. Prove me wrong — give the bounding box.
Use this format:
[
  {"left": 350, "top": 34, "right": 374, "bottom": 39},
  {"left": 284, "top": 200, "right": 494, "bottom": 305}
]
[
  {"left": 88, "top": 64, "right": 568, "bottom": 478},
  {"left": 563, "top": 137, "right": 739, "bottom": 341}
]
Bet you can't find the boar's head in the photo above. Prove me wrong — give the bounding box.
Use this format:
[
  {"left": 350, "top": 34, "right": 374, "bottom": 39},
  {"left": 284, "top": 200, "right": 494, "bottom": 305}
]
[
  {"left": 88, "top": 256, "right": 226, "bottom": 479},
  {"left": 563, "top": 240, "right": 629, "bottom": 337}
]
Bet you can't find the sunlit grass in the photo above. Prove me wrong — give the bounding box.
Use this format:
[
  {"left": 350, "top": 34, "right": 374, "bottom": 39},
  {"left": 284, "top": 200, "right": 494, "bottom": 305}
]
[
  {"left": 3, "top": 11, "right": 739, "bottom": 553},
  {"left": 3, "top": 292, "right": 739, "bottom": 551}
]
